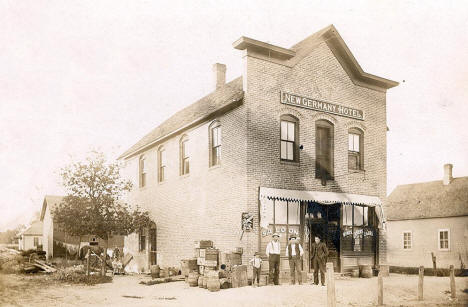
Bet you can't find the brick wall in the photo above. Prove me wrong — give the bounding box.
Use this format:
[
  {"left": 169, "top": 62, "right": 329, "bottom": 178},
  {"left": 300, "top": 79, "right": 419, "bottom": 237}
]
[
  {"left": 244, "top": 42, "right": 388, "bottom": 256},
  {"left": 121, "top": 38, "right": 390, "bottom": 271}
]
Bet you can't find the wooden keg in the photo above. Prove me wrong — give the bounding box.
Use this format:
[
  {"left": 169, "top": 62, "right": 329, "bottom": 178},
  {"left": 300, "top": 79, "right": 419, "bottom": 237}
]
[
  {"left": 202, "top": 276, "right": 208, "bottom": 288},
  {"left": 360, "top": 265, "right": 373, "bottom": 278},
  {"left": 198, "top": 276, "right": 204, "bottom": 288},
  {"left": 150, "top": 265, "right": 160, "bottom": 279},
  {"left": 219, "top": 278, "right": 230, "bottom": 289},
  {"left": 351, "top": 268, "right": 360, "bottom": 278},
  {"left": 188, "top": 272, "right": 199, "bottom": 287},
  {"left": 207, "top": 277, "right": 220, "bottom": 292}
]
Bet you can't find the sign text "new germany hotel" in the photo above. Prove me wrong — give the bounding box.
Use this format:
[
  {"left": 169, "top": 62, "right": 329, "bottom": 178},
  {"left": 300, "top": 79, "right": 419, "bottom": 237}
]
[{"left": 280, "top": 91, "right": 364, "bottom": 120}]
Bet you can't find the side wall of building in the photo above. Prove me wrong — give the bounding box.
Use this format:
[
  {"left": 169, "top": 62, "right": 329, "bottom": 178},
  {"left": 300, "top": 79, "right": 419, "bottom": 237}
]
[
  {"left": 122, "top": 102, "right": 248, "bottom": 270},
  {"left": 42, "top": 206, "right": 54, "bottom": 259},
  {"left": 243, "top": 42, "right": 388, "bottom": 260},
  {"left": 386, "top": 216, "right": 468, "bottom": 269},
  {"left": 21, "top": 235, "right": 42, "bottom": 251}
]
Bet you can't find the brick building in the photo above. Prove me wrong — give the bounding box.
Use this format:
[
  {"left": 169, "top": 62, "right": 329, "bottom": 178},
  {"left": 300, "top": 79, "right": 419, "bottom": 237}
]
[
  {"left": 385, "top": 164, "right": 468, "bottom": 272},
  {"left": 119, "top": 25, "right": 398, "bottom": 273}
]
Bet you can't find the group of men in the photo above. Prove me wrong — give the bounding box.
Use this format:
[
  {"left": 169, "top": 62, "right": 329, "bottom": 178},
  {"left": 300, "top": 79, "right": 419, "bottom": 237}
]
[{"left": 265, "top": 232, "right": 329, "bottom": 285}]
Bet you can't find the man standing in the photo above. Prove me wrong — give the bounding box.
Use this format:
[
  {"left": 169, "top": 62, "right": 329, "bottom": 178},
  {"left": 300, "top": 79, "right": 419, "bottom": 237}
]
[
  {"left": 266, "top": 232, "right": 281, "bottom": 285},
  {"left": 311, "top": 235, "right": 329, "bottom": 286},
  {"left": 285, "top": 235, "right": 304, "bottom": 285}
]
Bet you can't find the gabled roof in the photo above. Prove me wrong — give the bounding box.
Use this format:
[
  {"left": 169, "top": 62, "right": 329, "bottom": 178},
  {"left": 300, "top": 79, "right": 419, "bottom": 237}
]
[
  {"left": 119, "top": 77, "right": 244, "bottom": 160},
  {"left": 234, "top": 25, "right": 398, "bottom": 92},
  {"left": 40, "top": 195, "right": 65, "bottom": 221},
  {"left": 21, "top": 220, "right": 43, "bottom": 236},
  {"left": 385, "top": 177, "right": 468, "bottom": 221}
]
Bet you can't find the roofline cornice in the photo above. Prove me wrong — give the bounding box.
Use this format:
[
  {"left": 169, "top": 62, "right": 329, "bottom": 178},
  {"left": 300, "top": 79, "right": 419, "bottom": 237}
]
[{"left": 119, "top": 95, "right": 243, "bottom": 160}]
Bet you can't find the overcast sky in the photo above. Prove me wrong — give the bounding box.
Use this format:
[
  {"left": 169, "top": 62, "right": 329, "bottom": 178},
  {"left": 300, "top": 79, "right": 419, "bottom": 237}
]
[{"left": 1, "top": 1, "right": 467, "bottom": 231}]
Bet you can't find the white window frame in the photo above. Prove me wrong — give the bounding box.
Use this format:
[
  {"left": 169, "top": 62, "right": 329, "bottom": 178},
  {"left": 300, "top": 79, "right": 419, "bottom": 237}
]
[
  {"left": 402, "top": 231, "right": 412, "bottom": 250},
  {"left": 438, "top": 228, "right": 450, "bottom": 251}
]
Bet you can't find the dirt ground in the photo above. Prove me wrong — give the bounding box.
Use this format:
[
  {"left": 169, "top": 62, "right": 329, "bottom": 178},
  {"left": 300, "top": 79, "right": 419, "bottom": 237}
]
[{"left": 1, "top": 273, "right": 467, "bottom": 307}]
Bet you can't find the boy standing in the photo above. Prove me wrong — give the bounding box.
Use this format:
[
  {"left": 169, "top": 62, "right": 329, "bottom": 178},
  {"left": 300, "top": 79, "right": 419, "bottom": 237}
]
[{"left": 249, "top": 252, "right": 263, "bottom": 287}]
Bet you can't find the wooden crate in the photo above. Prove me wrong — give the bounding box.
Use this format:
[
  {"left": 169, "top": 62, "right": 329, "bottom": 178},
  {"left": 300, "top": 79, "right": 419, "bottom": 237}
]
[{"left": 231, "top": 265, "right": 248, "bottom": 288}]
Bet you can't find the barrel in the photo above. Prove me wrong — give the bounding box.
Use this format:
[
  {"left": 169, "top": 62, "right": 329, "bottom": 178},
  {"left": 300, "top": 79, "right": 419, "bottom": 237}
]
[
  {"left": 188, "top": 272, "right": 199, "bottom": 287},
  {"left": 207, "top": 273, "right": 220, "bottom": 292},
  {"left": 351, "top": 268, "right": 359, "bottom": 278},
  {"left": 198, "top": 276, "right": 204, "bottom": 288},
  {"left": 219, "top": 278, "right": 230, "bottom": 289},
  {"left": 150, "top": 265, "right": 160, "bottom": 279},
  {"left": 181, "top": 258, "right": 198, "bottom": 277},
  {"left": 360, "top": 265, "right": 373, "bottom": 278},
  {"left": 202, "top": 276, "right": 208, "bottom": 288}
]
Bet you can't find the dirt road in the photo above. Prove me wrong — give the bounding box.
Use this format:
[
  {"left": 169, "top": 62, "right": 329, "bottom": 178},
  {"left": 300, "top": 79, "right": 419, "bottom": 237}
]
[{"left": 1, "top": 273, "right": 467, "bottom": 306}]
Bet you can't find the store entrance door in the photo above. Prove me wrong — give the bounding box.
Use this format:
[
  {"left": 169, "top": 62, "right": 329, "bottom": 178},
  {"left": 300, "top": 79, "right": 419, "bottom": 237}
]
[{"left": 306, "top": 203, "right": 340, "bottom": 272}]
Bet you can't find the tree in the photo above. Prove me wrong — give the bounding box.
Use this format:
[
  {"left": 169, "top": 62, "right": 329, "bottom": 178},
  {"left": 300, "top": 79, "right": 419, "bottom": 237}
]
[{"left": 53, "top": 152, "right": 151, "bottom": 276}]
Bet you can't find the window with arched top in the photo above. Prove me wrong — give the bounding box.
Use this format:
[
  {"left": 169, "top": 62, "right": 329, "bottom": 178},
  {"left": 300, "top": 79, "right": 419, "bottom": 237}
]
[
  {"left": 180, "top": 135, "right": 190, "bottom": 175},
  {"left": 348, "top": 128, "right": 364, "bottom": 170},
  {"left": 280, "top": 114, "right": 299, "bottom": 162},
  {"left": 315, "top": 119, "right": 334, "bottom": 184},
  {"left": 139, "top": 155, "right": 147, "bottom": 187},
  {"left": 209, "top": 121, "right": 221, "bottom": 167},
  {"left": 158, "top": 146, "right": 166, "bottom": 182}
]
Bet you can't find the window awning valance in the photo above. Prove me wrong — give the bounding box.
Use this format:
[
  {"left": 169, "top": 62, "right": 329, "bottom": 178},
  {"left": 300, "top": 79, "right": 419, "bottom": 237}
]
[
  {"left": 259, "top": 187, "right": 386, "bottom": 229},
  {"left": 259, "top": 187, "right": 382, "bottom": 207}
]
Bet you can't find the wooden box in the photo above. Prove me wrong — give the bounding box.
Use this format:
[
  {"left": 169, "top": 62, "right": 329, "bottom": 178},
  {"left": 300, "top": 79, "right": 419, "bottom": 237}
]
[{"left": 231, "top": 265, "right": 248, "bottom": 288}]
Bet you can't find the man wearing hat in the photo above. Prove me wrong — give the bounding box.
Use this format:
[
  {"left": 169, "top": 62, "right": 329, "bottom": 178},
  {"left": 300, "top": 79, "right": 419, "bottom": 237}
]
[
  {"left": 285, "top": 234, "right": 304, "bottom": 285},
  {"left": 265, "top": 232, "right": 281, "bottom": 285},
  {"left": 310, "top": 235, "right": 329, "bottom": 286}
]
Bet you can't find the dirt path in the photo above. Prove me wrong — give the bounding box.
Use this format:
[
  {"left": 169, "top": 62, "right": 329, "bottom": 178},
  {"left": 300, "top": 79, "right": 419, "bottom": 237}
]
[{"left": 1, "top": 273, "right": 467, "bottom": 306}]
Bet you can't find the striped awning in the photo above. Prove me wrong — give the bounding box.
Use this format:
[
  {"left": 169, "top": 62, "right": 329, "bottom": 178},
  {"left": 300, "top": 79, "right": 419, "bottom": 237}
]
[{"left": 259, "top": 187, "right": 382, "bottom": 207}]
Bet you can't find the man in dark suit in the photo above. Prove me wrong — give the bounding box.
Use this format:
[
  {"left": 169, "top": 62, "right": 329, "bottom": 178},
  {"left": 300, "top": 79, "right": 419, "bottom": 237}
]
[{"left": 310, "top": 235, "right": 329, "bottom": 286}]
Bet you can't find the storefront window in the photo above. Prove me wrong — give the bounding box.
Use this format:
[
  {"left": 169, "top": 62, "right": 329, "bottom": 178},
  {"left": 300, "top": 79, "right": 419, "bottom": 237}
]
[
  {"left": 354, "top": 206, "right": 364, "bottom": 226},
  {"left": 343, "top": 204, "right": 353, "bottom": 226},
  {"left": 288, "top": 201, "right": 300, "bottom": 224},
  {"left": 274, "top": 200, "right": 288, "bottom": 224}
]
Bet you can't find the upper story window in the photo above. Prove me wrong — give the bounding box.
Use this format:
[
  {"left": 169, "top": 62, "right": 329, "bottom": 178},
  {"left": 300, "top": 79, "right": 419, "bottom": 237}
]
[
  {"left": 209, "top": 121, "right": 221, "bottom": 166},
  {"left": 180, "top": 136, "right": 190, "bottom": 175},
  {"left": 349, "top": 128, "right": 364, "bottom": 170},
  {"left": 438, "top": 229, "right": 450, "bottom": 251},
  {"left": 403, "top": 231, "right": 412, "bottom": 249},
  {"left": 315, "top": 120, "right": 334, "bottom": 183},
  {"left": 280, "top": 115, "right": 299, "bottom": 162},
  {"left": 158, "top": 147, "right": 166, "bottom": 182},
  {"left": 139, "top": 155, "right": 147, "bottom": 187}
]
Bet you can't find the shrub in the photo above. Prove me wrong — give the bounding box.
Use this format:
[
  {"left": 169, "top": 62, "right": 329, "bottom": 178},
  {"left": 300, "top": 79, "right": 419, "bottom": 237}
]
[{"left": 52, "top": 266, "right": 112, "bottom": 285}]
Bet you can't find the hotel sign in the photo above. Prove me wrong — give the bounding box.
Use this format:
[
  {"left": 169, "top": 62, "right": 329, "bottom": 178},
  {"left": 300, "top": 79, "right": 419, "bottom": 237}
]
[{"left": 280, "top": 91, "right": 364, "bottom": 120}]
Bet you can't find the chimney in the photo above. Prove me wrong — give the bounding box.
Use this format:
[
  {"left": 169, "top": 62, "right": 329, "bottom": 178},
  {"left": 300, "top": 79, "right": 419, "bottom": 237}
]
[
  {"left": 443, "top": 163, "right": 453, "bottom": 185},
  {"left": 213, "top": 63, "right": 226, "bottom": 89}
]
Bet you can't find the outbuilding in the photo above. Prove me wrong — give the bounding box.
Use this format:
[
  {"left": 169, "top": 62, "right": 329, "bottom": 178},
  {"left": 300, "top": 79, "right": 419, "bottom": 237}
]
[
  {"left": 385, "top": 164, "right": 468, "bottom": 273},
  {"left": 119, "top": 25, "right": 398, "bottom": 274}
]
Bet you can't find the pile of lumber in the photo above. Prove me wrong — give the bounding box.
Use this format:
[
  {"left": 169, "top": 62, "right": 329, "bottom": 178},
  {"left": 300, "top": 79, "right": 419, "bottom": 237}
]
[{"left": 23, "top": 259, "right": 56, "bottom": 273}]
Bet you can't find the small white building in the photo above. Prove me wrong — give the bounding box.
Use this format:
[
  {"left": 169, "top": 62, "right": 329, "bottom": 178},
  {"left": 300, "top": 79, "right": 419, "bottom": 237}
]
[{"left": 18, "top": 220, "right": 43, "bottom": 251}]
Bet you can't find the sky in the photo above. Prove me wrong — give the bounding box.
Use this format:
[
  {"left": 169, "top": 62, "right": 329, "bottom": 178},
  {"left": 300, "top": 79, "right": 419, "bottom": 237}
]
[{"left": 1, "top": 1, "right": 467, "bottom": 231}]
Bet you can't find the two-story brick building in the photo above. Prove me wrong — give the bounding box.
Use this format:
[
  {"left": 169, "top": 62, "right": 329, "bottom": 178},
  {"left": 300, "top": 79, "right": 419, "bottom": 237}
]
[{"left": 119, "top": 25, "right": 398, "bottom": 273}]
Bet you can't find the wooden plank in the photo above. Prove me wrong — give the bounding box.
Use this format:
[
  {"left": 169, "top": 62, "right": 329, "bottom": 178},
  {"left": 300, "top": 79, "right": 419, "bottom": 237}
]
[{"left": 450, "top": 265, "right": 456, "bottom": 299}]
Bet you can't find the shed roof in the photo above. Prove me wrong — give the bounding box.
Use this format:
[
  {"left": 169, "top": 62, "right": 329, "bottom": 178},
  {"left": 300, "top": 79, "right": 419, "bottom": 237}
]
[
  {"left": 385, "top": 177, "right": 468, "bottom": 221},
  {"left": 40, "top": 195, "right": 65, "bottom": 221},
  {"left": 119, "top": 77, "right": 243, "bottom": 160},
  {"left": 21, "top": 220, "right": 43, "bottom": 236}
]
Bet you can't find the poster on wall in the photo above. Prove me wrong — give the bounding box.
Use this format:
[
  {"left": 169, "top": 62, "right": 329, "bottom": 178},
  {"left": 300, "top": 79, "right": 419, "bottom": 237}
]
[{"left": 242, "top": 212, "right": 253, "bottom": 231}]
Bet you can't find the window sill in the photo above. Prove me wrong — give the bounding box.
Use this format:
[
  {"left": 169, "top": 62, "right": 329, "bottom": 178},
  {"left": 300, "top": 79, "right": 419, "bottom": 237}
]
[
  {"left": 438, "top": 249, "right": 450, "bottom": 252},
  {"left": 348, "top": 169, "right": 365, "bottom": 174},
  {"left": 280, "top": 160, "right": 300, "bottom": 167},
  {"left": 209, "top": 164, "right": 222, "bottom": 170}
]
